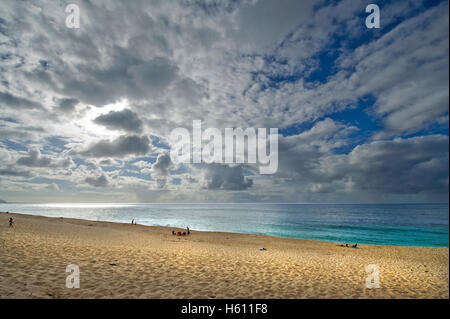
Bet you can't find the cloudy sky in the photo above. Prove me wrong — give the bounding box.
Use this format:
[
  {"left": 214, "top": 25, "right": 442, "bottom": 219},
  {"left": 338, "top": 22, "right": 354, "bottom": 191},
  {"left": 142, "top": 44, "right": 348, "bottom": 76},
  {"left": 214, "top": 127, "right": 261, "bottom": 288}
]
[{"left": 0, "top": 0, "right": 448, "bottom": 203}]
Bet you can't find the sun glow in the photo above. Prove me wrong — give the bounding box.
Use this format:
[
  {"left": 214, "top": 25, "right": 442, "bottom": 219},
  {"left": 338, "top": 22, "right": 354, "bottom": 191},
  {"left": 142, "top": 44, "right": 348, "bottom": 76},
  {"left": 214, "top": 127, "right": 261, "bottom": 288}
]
[
  {"left": 85, "top": 99, "right": 129, "bottom": 133},
  {"left": 71, "top": 99, "right": 132, "bottom": 143}
]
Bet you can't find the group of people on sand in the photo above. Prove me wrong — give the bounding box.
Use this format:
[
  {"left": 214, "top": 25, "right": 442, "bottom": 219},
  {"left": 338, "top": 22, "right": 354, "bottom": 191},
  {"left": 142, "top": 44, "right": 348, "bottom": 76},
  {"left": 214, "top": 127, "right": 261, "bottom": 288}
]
[
  {"left": 172, "top": 227, "right": 190, "bottom": 236},
  {"left": 128, "top": 219, "right": 191, "bottom": 236},
  {"left": 337, "top": 243, "right": 358, "bottom": 248},
  {"left": 129, "top": 219, "right": 191, "bottom": 237}
]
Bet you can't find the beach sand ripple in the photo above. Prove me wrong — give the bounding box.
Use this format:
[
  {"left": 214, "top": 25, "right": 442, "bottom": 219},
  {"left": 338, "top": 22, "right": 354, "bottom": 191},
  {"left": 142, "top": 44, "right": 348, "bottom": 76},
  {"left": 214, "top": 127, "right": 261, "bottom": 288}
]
[{"left": 0, "top": 212, "right": 448, "bottom": 299}]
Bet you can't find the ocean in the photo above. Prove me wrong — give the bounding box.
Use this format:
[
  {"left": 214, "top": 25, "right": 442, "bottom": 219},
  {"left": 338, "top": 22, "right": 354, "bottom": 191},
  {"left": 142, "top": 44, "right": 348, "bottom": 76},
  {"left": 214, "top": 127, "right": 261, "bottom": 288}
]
[{"left": 1, "top": 203, "right": 448, "bottom": 247}]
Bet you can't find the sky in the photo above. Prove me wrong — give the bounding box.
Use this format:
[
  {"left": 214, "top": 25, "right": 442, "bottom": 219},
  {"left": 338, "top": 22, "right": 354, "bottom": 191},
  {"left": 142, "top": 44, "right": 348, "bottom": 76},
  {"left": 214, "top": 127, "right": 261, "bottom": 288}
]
[{"left": 0, "top": 0, "right": 448, "bottom": 203}]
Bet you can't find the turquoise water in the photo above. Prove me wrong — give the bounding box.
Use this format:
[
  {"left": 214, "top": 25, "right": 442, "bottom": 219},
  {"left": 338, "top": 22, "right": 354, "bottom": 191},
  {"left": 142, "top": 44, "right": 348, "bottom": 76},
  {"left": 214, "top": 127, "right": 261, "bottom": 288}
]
[{"left": 1, "top": 203, "right": 448, "bottom": 247}]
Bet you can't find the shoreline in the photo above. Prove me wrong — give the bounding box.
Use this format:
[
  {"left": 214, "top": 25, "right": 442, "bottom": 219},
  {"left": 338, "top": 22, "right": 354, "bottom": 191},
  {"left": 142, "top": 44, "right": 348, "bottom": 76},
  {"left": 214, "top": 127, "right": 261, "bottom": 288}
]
[
  {"left": 1, "top": 211, "right": 448, "bottom": 298},
  {"left": 2, "top": 210, "right": 447, "bottom": 248}
]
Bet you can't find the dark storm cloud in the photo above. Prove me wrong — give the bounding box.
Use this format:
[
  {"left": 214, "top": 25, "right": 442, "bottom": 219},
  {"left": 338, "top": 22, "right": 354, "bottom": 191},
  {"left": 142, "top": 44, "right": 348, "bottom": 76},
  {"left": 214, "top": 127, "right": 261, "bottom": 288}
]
[
  {"left": 16, "top": 148, "right": 74, "bottom": 168},
  {"left": 17, "top": 148, "right": 51, "bottom": 167},
  {"left": 85, "top": 174, "right": 109, "bottom": 187},
  {"left": 150, "top": 153, "right": 173, "bottom": 188},
  {"left": 0, "top": 167, "right": 33, "bottom": 178},
  {"left": 72, "top": 135, "right": 151, "bottom": 158},
  {"left": 151, "top": 153, "right": 172, "bottom": 177},
  {"left": 277, "top": 131, "right": 449, "bottom": 195},
  {"left": 0, "top": 91, "right": 43, "bottom": 110},
  {"left": 0, "top": 118, "right": 46, "bottom": 140},
  {"left": 275, "top": 118, "right": 358, "bottom": 182},
  {"left": 0, "top": 128, "right": 38, "bottom": 140},
  {"left": 55, "top": 97, "right": 79, "bottom": 113},
  {"left": 127, "top": 57, "right": 179, "bottom": 94},
  {"left": 49, "top": 50, "right": 181, "bottom": 106},
  {"left": 231, "top": 0, "right": 315, "bottom": 50},
  {"left": 199, "top": 164, "right": 253, "bottom": 190},
  {"left": 345, "top": 135, "right": 449, "bottom": 194},
  {"left": 94, "top": 109, "right": 143, "bottom": 133}
]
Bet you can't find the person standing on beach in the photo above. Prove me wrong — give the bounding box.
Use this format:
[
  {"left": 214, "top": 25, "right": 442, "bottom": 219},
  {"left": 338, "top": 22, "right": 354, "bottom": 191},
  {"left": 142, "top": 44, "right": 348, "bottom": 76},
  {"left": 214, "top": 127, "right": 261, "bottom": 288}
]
[
  {"left": 8, "top": 217, "right": 14, "bottom": 228},
  {"left": 187, "top": 227, "right": 190, "bottom": 235}
]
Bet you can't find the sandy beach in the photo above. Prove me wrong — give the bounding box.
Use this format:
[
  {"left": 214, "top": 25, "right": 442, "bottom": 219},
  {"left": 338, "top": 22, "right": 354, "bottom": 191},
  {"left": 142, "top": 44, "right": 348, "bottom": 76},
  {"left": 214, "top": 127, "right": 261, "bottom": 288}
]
[{"left": 0, "top": 211, "right": 448, "bottom": 299}]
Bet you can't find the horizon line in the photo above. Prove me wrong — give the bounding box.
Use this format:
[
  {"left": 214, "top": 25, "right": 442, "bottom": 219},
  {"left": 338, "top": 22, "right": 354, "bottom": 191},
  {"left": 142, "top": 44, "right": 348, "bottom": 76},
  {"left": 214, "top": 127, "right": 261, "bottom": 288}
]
[{"left": 1, "top": 201, "right": 448, "bottom": 205}]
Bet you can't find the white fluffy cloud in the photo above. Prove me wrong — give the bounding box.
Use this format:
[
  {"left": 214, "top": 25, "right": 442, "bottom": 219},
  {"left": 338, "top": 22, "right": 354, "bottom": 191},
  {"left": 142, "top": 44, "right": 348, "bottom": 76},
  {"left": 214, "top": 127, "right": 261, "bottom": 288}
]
[{"left": 0, "top": 0, "right": 448, "bottom": 202}]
